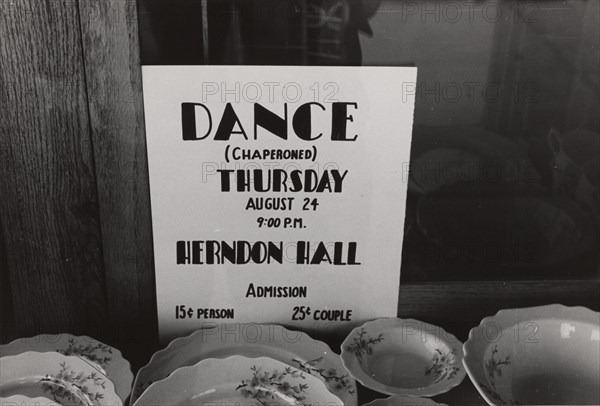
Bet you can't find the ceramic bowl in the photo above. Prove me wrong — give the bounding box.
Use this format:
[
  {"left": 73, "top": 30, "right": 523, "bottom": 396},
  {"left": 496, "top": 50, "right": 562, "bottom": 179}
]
[
  {"left": 463, "top": 304, "right": 600, "bottom": 405},
  {"left": 133, "top": 355, "right": 343, "bottom": 406},
  {"left": 0, "top": 396, "right": 58, "bottom": 406},
  {"left": 0, "top": 334, "right": 132, "bottom": 402},
  {"left": 341, "top": 318, "right": 466, "bottom": 397},
  {"left": 364, "top": 395, "right": 447, "bottom": 406},
  {"left": 131, "top": 324, "right": 356, "bottom": 405},
  {"left": 0, "top": 351, "right": 122, "bottom": 406}
]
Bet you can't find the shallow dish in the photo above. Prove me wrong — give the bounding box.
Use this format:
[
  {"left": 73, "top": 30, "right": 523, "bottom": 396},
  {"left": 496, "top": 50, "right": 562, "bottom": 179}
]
[
  {"left": 0, "top": 351, "right": 122, "bottom": 406},
  {"left": 0, "top": 334, "right": 132, "bottom": 402},
  {"left": 364, "top": 395, "right": 447, "bottom": 406},
  {"left": 0, "top": 395, "right": 58, "bottom": 406},
  {"left": 131, "top": 324, "right": 356, "bottom": 405},
  {"left": 341, "top": 318, "right": 465, "bottom": 397},
  {"left": 133, "top": 355, "right": 343, "bottom": 406},
  {"left": 463, "top": 304, "right": 600, "bottom": 405}
]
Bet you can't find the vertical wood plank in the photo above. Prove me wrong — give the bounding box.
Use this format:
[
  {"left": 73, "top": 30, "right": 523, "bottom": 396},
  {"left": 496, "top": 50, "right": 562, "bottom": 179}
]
[
  {"left": 0, "top": 215, "right": 16, "bottom": 343},
  {"left": 0, "top": 0, "right": 107, "bottom": 337},
  {"left": 77, "top": 0, "right": 158, "bottom": 360}
]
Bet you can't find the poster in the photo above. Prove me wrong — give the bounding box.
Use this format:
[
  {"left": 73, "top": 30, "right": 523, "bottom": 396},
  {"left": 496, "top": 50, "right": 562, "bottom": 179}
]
[{"left": 141, "top": 66, "right": 417, "bottom": 342}]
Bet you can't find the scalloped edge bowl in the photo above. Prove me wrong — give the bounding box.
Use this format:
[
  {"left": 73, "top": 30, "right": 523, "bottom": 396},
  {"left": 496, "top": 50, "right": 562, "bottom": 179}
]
[
  {"left": 341, "top": 318, "right": 466, "bottom": 397},
  {"left": 364, "top": 395, "right": 447, "bottom": 406},
  {"left": 133, "top": 355, "right": 343, "bottom": 406},
  {"left": 0, "top": 334, "right": 132, "bottom": 402},
  {"left": 0, "top": 351, "right": 122, "bottom": 406},
  {"left": 0, "top": 395, "right": 59, "bottom": 406},
  {"left": 130, "top": 323, "right": 357, "bottom": 406},
  {"left": 463, "top": 304, "right": 600, "bottom": 405}
]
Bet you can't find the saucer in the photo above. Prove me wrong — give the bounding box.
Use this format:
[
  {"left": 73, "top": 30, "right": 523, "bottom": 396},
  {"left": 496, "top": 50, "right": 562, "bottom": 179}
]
[{"left": 341, "top": 318, "right": 466, "bottom": 397}]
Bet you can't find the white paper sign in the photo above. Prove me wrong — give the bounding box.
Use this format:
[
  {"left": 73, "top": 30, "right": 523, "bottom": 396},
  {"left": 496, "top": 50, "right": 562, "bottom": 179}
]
[{"left": 141, "top": 66, "right": 417, "bottom": 342}]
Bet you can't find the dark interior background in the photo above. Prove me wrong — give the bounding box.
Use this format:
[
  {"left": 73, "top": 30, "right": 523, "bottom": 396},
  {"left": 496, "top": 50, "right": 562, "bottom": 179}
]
[{"left": 1, "top": 0, "right": 598, "bottom": 386}]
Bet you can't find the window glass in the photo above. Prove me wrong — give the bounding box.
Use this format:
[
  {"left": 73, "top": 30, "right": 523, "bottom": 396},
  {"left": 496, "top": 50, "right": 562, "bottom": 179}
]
[{"left": 138, "top": 0, "right": 600, "bottom": 281}]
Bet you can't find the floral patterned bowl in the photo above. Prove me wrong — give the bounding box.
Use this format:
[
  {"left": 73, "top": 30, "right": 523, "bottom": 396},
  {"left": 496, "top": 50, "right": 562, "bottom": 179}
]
[
  {"left": 0, "top": 395, "right": 58, "bottom": 406},
  {"left": 463, "top": 304, "right": 600, "bottom": 405},
  {"left": 364, "top": 395, "right": 447, "bottom": 406},
  {"left": 341, "top": 318, "right": 466, "bottom": 397},
  {"left": 0, "top": 351, "right": 122, "bottom": 406},
  {"left": 133, "top": 355, "right": 343, "bottom": 406},
  {"left": 131, "top": 324, "right": 356, "bottom": 406},
  {"left": 0, "top": 334, "right": 132, "bottom": 402}
]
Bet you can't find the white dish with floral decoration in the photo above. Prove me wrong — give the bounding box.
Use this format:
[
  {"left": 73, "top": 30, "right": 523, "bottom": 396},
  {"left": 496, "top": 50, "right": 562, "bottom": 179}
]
[
  {"left": 0, "top": 334, "right": 132, "bottom": 402},
  {"left": 364, "top": 395, "right": 447, "bottom": 406},
  {"left": 131, "top": 324, "right": 356, "bottom": 405},
  {"left": 133, "top": 355, "right": 343, "bottom": 406},
  {"left": 0, "top": 395, "right": 59, "bottom": 406},
  {"left": 0, "top": 351, "right": 122, "bottom": 406},
  {"left": 463, "top": 304, "right": 600, "bottom": 405},
  {"left": 341, "top": 318, "right": 466, "bottom": 397}
]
